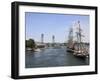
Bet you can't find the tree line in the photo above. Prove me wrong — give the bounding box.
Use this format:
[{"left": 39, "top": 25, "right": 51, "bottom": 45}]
[{"left": 26, "top": 39, "right": 36, "bottom": 49}]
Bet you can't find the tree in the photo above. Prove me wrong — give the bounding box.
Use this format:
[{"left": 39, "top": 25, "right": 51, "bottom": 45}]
[{"left": 26, "top": 39, "right": 36, "bottom": 49}]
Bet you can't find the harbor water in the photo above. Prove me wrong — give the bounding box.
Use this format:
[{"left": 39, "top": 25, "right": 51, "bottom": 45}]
[{"left": 25, "top": 47, "right": 89, "bottom": 68}]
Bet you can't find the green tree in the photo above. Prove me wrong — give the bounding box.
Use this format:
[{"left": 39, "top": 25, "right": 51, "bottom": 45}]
[{"left": 26, "top": 39, "right": 36, "bottom": 48}]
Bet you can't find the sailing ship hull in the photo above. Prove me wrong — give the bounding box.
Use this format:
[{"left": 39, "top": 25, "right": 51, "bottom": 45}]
[
  {"left": 73, "top": 51, "right": 89, "bottom": 58},
  {"left": 73, "top": 54, "right": 87, "bottom": 58},
  {"left": 67, "top": 47, "right": 74, "bottom": 52}
]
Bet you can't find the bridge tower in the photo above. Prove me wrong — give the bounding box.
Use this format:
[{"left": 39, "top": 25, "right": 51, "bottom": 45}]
[
  {"left": 52, "top": 35, "right": 55, "bottom": 47},
  {"left": 41, "top": 33, "right": 44, "bottom": 44}
]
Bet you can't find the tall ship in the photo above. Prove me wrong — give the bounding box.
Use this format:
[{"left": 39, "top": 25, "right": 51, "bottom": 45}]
[{"left": 67, "top": 21, "right": 89, "bottom": 57}]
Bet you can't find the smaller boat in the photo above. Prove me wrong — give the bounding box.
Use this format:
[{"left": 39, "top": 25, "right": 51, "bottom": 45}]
[
  {"left": 26, "top": 48, "right": 32, "bottom": 51},
  {"left": 34, "top": 48, "right": 41, "bottom": 52}
]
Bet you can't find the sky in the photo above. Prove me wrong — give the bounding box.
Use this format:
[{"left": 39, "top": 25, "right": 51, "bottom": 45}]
[{"left": 25, "top": 12, "right": 89, "bottom": 43}]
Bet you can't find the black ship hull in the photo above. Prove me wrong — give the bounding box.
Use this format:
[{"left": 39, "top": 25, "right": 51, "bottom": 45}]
[{"left": 67, "top": 47, "right": 74, "bottom": 52}]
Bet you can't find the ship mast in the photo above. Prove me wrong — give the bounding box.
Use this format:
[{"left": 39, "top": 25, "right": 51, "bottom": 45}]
[
  {"left": 68, "top": 27, "right": 73, "bottom": 49},
  {"left": 78, "top": 21, "right": 81, "bottom": 51},
  {"left": 76, "top": 21, "right": 83, "bottom": 51}
]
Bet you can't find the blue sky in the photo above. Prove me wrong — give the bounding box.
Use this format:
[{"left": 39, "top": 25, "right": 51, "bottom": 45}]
[{"left": 25, "top": 12, "right": 89, "bottom": 43}]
